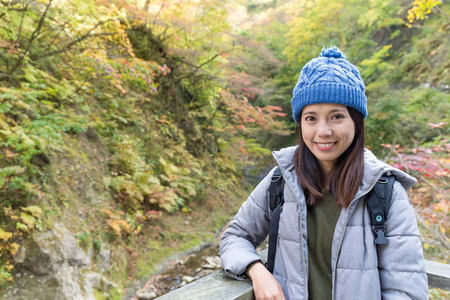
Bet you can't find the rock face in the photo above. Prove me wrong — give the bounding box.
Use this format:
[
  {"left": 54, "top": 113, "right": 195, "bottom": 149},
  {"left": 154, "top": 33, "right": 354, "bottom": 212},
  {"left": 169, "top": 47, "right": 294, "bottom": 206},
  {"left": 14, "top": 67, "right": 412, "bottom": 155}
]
[{"left": 1, "top": 223, "right": 119, "bottom": 300}]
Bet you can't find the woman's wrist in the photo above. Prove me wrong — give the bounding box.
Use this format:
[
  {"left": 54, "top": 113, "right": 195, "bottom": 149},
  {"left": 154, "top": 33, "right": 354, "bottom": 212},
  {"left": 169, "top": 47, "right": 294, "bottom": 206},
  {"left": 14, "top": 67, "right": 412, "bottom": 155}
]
[{"left": 247, "top": 261, "right": 265, "bottom": 279}]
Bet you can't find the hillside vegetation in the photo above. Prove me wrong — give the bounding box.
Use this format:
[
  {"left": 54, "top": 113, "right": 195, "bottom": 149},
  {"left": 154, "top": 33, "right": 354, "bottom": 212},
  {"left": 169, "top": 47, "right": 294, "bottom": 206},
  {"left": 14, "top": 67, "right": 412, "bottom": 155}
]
[{"left": 0, "top": 0, "right": 449, "bottom": 298}]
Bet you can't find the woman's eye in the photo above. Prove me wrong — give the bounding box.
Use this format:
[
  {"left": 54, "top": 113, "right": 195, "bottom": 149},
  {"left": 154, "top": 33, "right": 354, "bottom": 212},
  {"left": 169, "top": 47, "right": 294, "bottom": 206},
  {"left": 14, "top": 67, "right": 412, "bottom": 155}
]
[
  {"left": 332, "top": 114, "right": 344, "bottom": 120},
  {"left": 305, "top": 116, "right": 315, "bottom": 121}
]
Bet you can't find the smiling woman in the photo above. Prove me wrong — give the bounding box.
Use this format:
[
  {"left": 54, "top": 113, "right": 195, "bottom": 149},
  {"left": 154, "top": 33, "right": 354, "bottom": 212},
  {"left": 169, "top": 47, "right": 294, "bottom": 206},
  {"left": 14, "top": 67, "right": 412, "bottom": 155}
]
[
  {"left": 300, "top": 104, "right": 355, "bottom": 183},
  {"left": 296, "top": 103, "right": 364, "bottom": 208},
  {"left": 220, "top": 46, "right": 429, "bottom": 300}
]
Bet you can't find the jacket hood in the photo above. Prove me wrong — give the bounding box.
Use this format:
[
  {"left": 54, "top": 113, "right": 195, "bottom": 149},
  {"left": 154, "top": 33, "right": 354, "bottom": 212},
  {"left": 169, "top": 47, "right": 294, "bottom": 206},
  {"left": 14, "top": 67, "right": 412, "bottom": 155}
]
[{"left": 272, "top": 146, "right": 416, "bottom": 194}]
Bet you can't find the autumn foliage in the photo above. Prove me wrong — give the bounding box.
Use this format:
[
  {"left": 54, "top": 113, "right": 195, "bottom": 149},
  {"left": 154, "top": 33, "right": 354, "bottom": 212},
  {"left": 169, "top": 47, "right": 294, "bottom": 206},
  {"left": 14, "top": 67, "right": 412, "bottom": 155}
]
[
  {"left": 0, "top": 0, "right": 288, "bottom": 285},
  {"left": 382, "top": 123, "right": 449, "bottom": 262},
  {"left": 0, "top": 0, "right": 449, "bottom": 296}
]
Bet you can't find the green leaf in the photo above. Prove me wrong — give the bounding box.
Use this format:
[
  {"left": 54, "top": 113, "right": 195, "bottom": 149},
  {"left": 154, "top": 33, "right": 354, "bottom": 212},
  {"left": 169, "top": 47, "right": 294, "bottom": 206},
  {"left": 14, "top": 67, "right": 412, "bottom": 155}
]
[
  {"left": 19, "top": 212, "right": 37, "bottom": 229},
  {"left": 20, "top": 206, "right": 43, "bottom": 219}
]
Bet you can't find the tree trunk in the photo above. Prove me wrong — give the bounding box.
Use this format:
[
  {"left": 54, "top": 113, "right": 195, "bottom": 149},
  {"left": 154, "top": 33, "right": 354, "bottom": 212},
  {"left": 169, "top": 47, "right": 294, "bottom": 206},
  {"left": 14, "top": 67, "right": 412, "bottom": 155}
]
[{"left": 144, "top": 0, "right": 151, "bottom": 11}]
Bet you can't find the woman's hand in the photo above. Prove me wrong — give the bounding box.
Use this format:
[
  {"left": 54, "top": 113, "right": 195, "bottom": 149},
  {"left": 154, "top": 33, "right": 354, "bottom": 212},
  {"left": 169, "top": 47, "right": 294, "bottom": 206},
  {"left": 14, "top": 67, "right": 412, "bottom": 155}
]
[{"left": 248, "top": 262, "right": 286, "bottom": 300}]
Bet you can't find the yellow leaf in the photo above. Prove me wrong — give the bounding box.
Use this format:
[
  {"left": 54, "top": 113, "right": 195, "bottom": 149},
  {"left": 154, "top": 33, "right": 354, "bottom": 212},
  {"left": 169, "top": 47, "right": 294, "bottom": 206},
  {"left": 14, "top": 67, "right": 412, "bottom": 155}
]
[
  {"left": 134, "top": 225, "right": 141, "bottom": 235},
  {"left": 20, "top": 205, "right": 43, "bottom": 219},
  {"left": 5, "top": 149, "right": 18, "bottom": 158},
  {"left": 9, "top": 243, "right": 20, "bottom": 256},
  {"left": 20, "top": 212, "right": 36, "bottom": 228},
  {"left": 107, "top": 220, "right": 122, "bottom": 236},
  {"left": 16, "top": 222, "right": 29, "bottom": 232},
  {"left": 114, "top": 82, "right": 127, "bottom": 94},
  {"left": 147, "top": 175, "right": 161, "bottom": 186},
  {"left": 159, "top": 156, "right": 167, "bottom": 166},
  {"left": 434, "top": 200, "right": 448, "bottom": 212},
  {"left": 0, "top": 129, "right": 12, "bottom": 136},
  {"left": 423, "top": 243, "right": 429, "bottom": 250},
  {"left": 101, "top": 209, "right": 116, "bottom": 219},
  {"left": 117, "top": 220, "right": 132, "bottom": 235},
  {"left": 0, "top": 228, "right": 13, "bottom": 241}
]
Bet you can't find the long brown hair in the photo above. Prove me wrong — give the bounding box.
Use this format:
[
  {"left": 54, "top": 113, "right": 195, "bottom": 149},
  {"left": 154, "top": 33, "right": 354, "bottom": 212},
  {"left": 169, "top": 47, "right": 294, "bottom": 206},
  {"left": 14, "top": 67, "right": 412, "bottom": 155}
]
[{"left": 294, "top": 106, "right": 365, "bottom": 207}]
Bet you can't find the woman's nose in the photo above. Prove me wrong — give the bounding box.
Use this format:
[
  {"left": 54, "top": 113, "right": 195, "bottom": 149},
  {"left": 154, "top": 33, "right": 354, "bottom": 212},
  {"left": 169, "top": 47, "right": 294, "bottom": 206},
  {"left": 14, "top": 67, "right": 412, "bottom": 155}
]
[{"left": 317, "top": 122, "right": 332, "bottom": 137}]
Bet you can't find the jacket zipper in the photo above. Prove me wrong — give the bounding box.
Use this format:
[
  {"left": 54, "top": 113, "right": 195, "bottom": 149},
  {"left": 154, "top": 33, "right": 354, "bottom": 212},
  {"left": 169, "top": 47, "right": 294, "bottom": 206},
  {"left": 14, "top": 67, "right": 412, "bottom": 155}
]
[
  {"left": 285, "top": 180, "right": 308, "bottom": 300},
  {"left": 273, "top": 159, "right": 309, "bottom": 300},
  {"left": 331, "top": 167, "right": 386, "bottom": 300}
]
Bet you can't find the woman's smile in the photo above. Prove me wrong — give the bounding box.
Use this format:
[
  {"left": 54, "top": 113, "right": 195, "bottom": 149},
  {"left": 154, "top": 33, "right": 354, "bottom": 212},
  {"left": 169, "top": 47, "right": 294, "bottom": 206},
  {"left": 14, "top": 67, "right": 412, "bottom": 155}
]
[{"left": 315, "top": 142, "right": 337, "bottom": 150}]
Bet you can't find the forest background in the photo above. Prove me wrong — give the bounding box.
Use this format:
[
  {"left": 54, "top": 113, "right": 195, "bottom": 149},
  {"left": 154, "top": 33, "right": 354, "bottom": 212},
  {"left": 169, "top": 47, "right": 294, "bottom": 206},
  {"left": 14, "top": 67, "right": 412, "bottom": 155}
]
[{"left": 0, "top": 0, "right": 449, "bottom": 298}]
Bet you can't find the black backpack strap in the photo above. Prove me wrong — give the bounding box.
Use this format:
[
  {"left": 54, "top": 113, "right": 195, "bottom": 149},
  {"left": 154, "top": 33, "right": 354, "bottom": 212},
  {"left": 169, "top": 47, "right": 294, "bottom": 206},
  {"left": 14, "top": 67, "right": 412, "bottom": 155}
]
[
  {"left": 266, "top": 166, "right": 285, "bottom": 274},
  {"left": 366, "top": 172, "right": 395, "bottom": 245},
  {"left": 267, "top": 167, "right": 284, "bottom": 211}
]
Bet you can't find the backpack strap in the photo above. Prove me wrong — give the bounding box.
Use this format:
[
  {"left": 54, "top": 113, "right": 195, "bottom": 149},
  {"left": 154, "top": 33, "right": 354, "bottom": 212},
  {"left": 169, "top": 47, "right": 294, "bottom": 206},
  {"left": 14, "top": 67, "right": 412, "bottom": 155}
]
[
  {"left": 366, "top": 172, "right": 395, "bottom": 245},
  {"left": 266, "top": 166, "right": 285, "bottom": 273}
]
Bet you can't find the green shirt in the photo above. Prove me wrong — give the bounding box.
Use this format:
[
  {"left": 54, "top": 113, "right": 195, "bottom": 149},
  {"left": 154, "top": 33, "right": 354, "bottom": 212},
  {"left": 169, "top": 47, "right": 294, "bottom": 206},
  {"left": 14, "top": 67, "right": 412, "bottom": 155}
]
[{"left": 307, "top": 189, "right": 342, "bottom": 300}]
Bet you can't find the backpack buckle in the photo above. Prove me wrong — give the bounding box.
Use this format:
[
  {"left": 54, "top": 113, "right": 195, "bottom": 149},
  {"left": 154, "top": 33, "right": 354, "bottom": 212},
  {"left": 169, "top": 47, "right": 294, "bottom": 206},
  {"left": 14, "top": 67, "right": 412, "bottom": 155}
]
[
  {"left": 270, "top": 174, "right": 282, "bottom": 183},
  {"left": 373, "top": 226, "right": 389, "bottom": 245}
]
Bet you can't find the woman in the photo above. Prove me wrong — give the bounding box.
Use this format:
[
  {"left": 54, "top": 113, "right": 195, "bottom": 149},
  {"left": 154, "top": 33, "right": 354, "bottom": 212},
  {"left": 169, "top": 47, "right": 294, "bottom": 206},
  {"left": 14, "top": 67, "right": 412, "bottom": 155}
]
[{"left": 219, "top": 46, "right": 428, "bottom": 300}]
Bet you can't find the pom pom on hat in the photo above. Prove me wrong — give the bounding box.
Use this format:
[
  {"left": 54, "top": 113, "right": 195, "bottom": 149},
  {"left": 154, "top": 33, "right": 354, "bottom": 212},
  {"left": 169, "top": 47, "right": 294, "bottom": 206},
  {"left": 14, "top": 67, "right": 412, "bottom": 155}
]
[
  {"left": 291, "top": 46, "right": 367, "bottom": 123},
  {"left": 319, "top": 46, "right": 347, "bottom": 59}
]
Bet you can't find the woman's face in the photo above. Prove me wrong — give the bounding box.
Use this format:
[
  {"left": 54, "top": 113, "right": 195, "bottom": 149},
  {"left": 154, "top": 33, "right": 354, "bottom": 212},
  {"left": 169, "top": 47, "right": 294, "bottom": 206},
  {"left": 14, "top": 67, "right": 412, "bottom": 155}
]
[{"left": 300, "top": 103, "right": 355, "bottom": 174}]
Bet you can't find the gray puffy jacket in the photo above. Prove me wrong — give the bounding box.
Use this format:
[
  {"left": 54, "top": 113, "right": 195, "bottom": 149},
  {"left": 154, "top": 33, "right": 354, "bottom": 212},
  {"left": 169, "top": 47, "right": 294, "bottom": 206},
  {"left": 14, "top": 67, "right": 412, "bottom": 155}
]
[{"left": 220, "top": 146, "right": 428, "bottom": 299}]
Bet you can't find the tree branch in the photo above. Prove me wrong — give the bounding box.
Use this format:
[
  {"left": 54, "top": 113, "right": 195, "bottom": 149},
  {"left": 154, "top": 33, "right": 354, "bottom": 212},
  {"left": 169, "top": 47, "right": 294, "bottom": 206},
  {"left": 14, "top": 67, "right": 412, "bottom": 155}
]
[
  {"left": 155, "top": 0, "right": 166, "bottom": 21},
  {"left": 42, "top": 29, "right": 65, "bottom": 51},
  {"left": 34, "top": 32, "right": 117, "bottom": 60},
  {"left": 16, "top": 2, "right": 31, "bottom": 44},
  {"left": 0, "top": 1, "right": 29, "bottom": 11},
  {"left": 415, "top": 211, "right": 450, "bottom": 250},
  {"left": 436, "top": 5, "right": 450, "bottom": 20},
  {"left": 0, "top": 71, "right": 17, "bottom": 81},
  {"left": 199, "top": 102, "right": 223, "bottom": 141},
  {"left": 178, "top": 50, "right": 232, "bottom": 70},
  {"left": 8, "top": 0, "right": 53, "bottom": 76},
  {"left": 0, "top": 1, "right": 22, "bottom": 5},
  {"left": 174, "top": 48, "right": 235, "bottom": 81},
  {"left": 143, "top": 0, "right": 151, "bottom": 12},
  {"left": 61, "top": 78, "right": 89, "bottom": 103},
  {"left": 32, "top": 18, "right": 117, "bottom": 60},
  {"left": 197, "top": 53, "right": 222, "bottom": 69}
]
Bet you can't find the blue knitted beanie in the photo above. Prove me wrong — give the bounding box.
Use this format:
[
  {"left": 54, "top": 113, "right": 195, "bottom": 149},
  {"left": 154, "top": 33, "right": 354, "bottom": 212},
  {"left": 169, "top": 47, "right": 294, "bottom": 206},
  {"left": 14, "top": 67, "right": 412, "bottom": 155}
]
[{"left": 291, "top": 46, "right": 367, "bottom": 123}]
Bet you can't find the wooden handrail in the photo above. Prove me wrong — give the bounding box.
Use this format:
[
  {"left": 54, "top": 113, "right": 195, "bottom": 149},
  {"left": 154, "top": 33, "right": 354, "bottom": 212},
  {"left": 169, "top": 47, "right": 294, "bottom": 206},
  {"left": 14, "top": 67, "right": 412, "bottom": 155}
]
[
  {"left": 425, "top": 260, "right": 450, "bottom": 291},
  {"left": 155, "top": 249, "right": 450, "bottom": 299},
  {"left": 155, "top": 268, "right": 254, "bottom": 300}
]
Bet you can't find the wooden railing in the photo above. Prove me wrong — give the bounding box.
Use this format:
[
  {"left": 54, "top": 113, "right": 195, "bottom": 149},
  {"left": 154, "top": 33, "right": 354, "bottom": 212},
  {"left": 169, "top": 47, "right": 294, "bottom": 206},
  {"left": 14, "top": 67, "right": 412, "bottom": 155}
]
[
  {"left": 155, "top": 249, "right": 450, "bottom": 300},
  {"left": 426, "top": 260, "right": 450, "bottom": 291}
]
